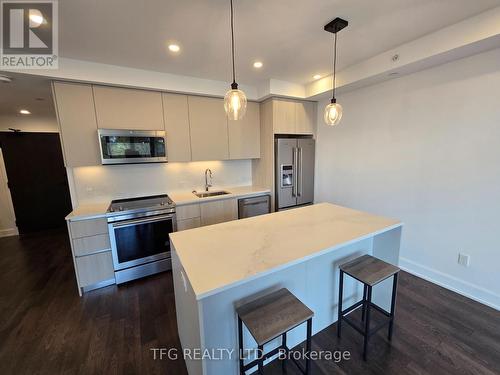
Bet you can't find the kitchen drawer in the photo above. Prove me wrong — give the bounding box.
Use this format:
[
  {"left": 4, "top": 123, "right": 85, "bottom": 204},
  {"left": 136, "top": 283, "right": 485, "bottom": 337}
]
[
  {"left": 70, "top": 218, "right": 108, "bottom": 239},
  {"left": 176, "top": 204, "right": 201, "bottom": 220},
  {"left": 73, "top": 233, "right": 111, "bottom": 257},
  {"left": 75, "top": 251, "right": 115, "bottom": 288},
  {"left": 177, "top": 217, "right": 201, "bottom": 231}
]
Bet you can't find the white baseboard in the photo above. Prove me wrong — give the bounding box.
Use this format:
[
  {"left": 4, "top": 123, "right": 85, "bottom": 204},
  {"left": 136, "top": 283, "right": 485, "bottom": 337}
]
[
  {"left": 0, "top": 227, "right": 19, "bottom": 238},
  {"left": 399, "top": 257, "right": 500, "bottom": 311}
]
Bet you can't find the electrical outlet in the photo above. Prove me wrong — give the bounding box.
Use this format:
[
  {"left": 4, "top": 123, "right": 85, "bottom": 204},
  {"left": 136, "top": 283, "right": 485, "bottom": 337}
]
[{"left": 458, "top": 253, "right": 470, "bottom": 267}]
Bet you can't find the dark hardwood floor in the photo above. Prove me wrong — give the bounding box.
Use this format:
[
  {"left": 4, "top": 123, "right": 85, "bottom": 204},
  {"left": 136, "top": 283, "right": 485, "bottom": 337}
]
[{"left": 1, "top": 229, "right": 499, "bottom": 374}]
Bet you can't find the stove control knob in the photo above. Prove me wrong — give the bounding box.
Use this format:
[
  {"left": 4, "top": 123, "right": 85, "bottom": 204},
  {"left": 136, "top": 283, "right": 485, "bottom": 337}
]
[
  {"left": 119, "top": 206, "right": 123, "bottom": 211},
  {"left": 160, "top": 201, "right": 165, "bottom": 206}
]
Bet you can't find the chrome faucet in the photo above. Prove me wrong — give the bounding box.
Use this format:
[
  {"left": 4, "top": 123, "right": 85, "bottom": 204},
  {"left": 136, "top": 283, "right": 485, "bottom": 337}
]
[{"left": 204, "top": 169, "right": 213, "bottom": 192}]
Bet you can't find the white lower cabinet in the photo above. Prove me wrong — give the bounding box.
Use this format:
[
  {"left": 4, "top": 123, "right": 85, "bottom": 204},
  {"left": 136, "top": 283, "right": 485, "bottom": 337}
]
[
  {"left": 67, "top": 218, "right": 115, "bottom": 295},
  {"left": 175, "top": 198, "right": 238, "bottom": 230},
  {"left": 177, "top": 217, "right": 202, "bottom": 231},
  {"left": 200, "top": 199, "right": 238, "bottom": 226},
  {"left": 72, "top": 233, "right": 110, "bottom": 257},
  {"left": 75, "top": 251, "right": 115, "bottom": 289},
  {"left": 176, "top": 203, "right": 201, "bottom": 221}
]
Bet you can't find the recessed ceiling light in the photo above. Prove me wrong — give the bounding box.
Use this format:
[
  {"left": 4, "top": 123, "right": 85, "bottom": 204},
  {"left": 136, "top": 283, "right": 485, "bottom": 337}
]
[
  {"left": 313, "top": 74, "right": 321, "bottom": 80},
  {"left": 253, "top": 61, "right": 263, "bottom": 69},
  {"left": 168, "top": 44, "right": 180, "bottom": 53},
  {"left": 20, "top": 109, "right": 31, "bottom": 115}
]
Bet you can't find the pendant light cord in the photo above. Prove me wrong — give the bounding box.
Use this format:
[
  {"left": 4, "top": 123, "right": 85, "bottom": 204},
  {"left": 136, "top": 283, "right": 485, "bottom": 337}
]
[
  {"left": 230, "top": 0, "right": 236, "bottom": 86},
  {"left": 332, "top": 31, "right": 338, "bottom": 101}
]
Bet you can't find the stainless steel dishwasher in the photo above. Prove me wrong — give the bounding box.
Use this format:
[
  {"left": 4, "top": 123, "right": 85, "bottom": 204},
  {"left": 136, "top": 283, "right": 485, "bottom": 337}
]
[{"left": 238, "top": 195, "right": 271, "bottom": 219}]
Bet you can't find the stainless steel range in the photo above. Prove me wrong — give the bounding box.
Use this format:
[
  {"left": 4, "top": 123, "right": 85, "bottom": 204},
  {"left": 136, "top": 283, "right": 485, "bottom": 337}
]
[{"left": 107, "top": 194, "right": 176, "bottom": 284}]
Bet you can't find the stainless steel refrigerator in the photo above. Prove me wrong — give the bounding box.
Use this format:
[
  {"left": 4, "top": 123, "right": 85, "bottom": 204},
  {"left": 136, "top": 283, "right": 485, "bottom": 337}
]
[{"left": 275, "top": 137, "right": 315, "bottom": 210}]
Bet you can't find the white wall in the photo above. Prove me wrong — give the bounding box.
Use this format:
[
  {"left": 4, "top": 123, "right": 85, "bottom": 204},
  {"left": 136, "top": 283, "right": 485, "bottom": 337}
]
[
  {"left": 71, "top": 159, "right": 252, "bottom": 205},
  {"left": 315, "top": 48, "right": 500, "bottom": 310},
  {"left": 0, "top": 114, "right": 58, "bottom": 133}
]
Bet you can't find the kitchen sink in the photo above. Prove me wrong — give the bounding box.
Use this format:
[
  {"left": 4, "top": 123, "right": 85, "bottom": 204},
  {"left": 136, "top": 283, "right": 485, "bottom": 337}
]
[{"left": 193, "top": 190, "right": 230, "bottom": 198}]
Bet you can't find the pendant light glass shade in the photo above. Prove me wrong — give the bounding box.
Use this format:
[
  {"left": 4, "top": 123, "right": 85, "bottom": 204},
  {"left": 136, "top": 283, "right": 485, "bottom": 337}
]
[
  {"left": 224, "top": 88, "right": 247, "bottom": 120},
  {"left": 324, "top": 101, "right": 343, "bottom": 126}
]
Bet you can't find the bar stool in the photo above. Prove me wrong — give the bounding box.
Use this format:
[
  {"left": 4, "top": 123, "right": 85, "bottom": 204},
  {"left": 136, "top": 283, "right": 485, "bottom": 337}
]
[
  {"left": 236, "top": 288, "right": 314, "bottom": 374},
  {"left": 337, "top": 255, "right": 400, "bottom": 360}
]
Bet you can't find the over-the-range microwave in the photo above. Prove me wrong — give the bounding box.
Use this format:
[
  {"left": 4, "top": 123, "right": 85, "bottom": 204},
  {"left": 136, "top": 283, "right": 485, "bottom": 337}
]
[{"left": 98, "top": 129, "right": 167, "bottom": 165}]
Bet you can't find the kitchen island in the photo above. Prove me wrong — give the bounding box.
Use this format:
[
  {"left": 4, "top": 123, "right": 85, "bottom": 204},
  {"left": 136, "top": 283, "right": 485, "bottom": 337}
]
[{"left": 170, "top": 203, "right": 402, "bottom": 375}]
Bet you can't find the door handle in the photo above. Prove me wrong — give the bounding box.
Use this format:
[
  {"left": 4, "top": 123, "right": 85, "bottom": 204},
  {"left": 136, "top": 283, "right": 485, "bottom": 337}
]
[
  {"left": 243, "top": 200, "right": 269, "bottom": 206},
  {"left": 298, "top": 147, "right": 303, "bottom": 197},
  {"left": 112, "top": 214, "right": 175, "bottom": 228},
  {"left": 292, "top": 147, "right": 297, "bottom": 197}
]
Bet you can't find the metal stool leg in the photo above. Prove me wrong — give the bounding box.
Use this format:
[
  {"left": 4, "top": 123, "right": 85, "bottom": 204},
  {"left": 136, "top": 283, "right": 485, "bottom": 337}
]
[
  {"left": 388, "top": 272, "right": 399, "bottom": 341},
  {"left": 257, "top": 345, "right": 264, "bottom": 374},
  {"left": 337, "top": 270, "right": 344, "bottom": 338},
  {"left": 238, "top": 316, "right": 245, "bottom": 375},
  {"left": 305, "top": 318, "right": 312, "bottom": 374},
  {"left": 363, "top": 286, "right": 372, "bottom": 361},
  {"left": 361, "top": 284, "right": 367, "bottom": 321}
]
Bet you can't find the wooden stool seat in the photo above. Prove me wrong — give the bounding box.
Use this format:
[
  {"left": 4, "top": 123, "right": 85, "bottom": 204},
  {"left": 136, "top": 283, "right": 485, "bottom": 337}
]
[
  {"left": 340, "top": 254, "right": 400, "bottom": 286},
  {"left": 237, "top": 288, "right": 314, "bottom": 374},
  {"left": 337, "top": 255, "right": 400, "bottom": 361},
  {"left": 237, "top": 288, "right": 313, "bottom": 346}
]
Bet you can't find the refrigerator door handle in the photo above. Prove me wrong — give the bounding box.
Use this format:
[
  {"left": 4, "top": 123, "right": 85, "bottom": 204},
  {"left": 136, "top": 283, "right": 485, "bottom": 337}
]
[
  {"left": 298, "top": 147, "right": 303, "bottom": 197},
  {"left": 292, "top": 147, "right": 297, "bottom": 197}
]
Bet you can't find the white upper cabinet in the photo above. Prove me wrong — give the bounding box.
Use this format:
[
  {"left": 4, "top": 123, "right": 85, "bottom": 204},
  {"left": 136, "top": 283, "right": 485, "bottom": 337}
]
[
  {"left": 162, "top": 93, "right": 192, "bottom": 162},
  {"left": 188, "top": 96, "right": 229, "bottom": 161},
  {"left": 228, "top": 101, "right": 260, "bottom": 159},
  {"left": 52, "top": 82, "right": 101, "bottom": 167},
  {"left": 295, "top": 101, "right": 316, "bottom": 135},
  {"left": 273, "top": 100, "right": 296, "bottom": 134},
  {"left": 93, "top": 86, "right": 164, "bottom": 130},
  {"left": 54, "top": 82, "right": 261, "bottom": 166},
  {"left": 271, "top": 99, "right": 316, "bottom": 135}
]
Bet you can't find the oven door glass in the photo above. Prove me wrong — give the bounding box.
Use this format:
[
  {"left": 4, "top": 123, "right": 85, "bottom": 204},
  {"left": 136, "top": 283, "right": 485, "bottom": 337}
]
[
  {"left": 112, "top": 216, "right": 173, "bottom": 267},
  {"left": 100, "top": 135, "right": 166, "bottom": 160}
]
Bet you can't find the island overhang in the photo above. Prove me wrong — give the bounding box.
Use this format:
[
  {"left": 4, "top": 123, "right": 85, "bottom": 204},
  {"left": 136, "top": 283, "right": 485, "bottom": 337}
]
[{"left": 170, "top": 202, "right": 402, "bottom": 300}]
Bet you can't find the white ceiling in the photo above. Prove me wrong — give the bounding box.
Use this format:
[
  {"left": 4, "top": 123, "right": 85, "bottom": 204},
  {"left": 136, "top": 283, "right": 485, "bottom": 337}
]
[
  {"left": 59, "top": 0, "right": 500, "bottom": 85},
  {"left": 0, "top": 73, "right": 54, "bottom": 119},
  {"left": 0, "top": 0, "right": 498, "bottom": 118}
]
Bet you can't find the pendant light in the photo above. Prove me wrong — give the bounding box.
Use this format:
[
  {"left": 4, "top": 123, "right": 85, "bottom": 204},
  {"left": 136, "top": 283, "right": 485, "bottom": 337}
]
[
  {"left": 224, "top": 0, "right": 247, "bottom": 120},
  {"left": 323, "top": 18, "right": 348, "bottom": 126}
]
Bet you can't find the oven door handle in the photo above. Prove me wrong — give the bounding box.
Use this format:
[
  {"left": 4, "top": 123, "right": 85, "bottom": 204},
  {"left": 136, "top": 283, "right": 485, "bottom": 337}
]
[{"left": 111, "top": 214, "right": 175, "bottom": 229}]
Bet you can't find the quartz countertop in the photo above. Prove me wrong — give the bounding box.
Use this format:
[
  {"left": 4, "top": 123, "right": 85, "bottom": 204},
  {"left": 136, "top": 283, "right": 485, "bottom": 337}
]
[
  {"left": 65, "top": 202, "right": 109, "bottom": 221},
  {"left": 65, "top": 185, "right": 271, "bottom": 221},
  {"left": 170, "top": 203, "right": 402, "bottom": 300}
]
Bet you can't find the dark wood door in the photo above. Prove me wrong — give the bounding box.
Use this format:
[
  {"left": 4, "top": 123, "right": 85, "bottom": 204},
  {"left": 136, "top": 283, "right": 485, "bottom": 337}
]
[{"left": 0, "top": 132, "right": 72, "bottom": 234}]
